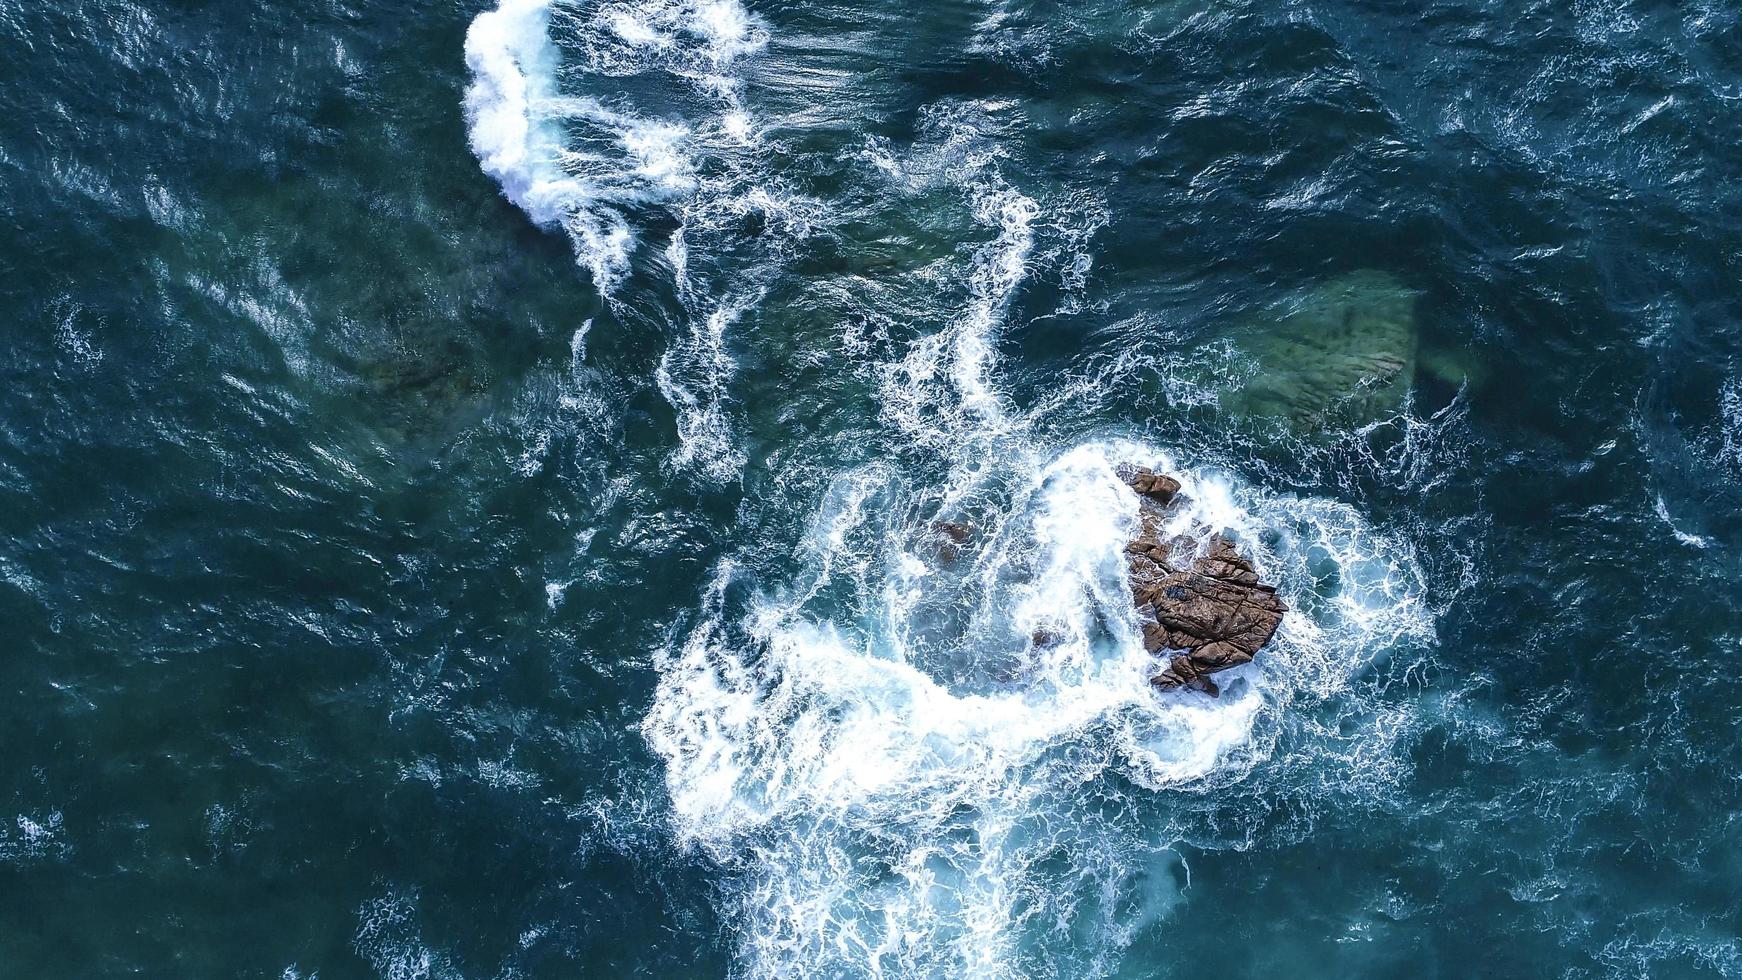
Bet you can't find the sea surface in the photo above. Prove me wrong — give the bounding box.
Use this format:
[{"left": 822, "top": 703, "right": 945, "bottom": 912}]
[{"left": 2, "top": 0, "right": 1741, "bottom": 977}]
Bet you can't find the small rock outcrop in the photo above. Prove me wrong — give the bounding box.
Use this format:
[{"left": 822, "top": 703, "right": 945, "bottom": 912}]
[
  {"left": 1126, "top": 469, "right": 1181, "bottom": 505},
  {"left": 1119, "top": 467, "right": 1286, "bottom": 697}
]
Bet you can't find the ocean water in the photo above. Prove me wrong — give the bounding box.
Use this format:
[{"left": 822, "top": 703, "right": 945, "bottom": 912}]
[{"left": 2, "top": 0, "right": 1740, "bottom": 976}]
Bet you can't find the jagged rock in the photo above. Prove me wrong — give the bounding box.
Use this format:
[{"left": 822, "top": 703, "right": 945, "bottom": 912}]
[
  {"left": 1152, "top": 655, "right": 1221, "bottom": 697},
  {"left": 1030, "top": 628, "right": 1060, "bottom": 649},
  {"left": 1120, "top": 466, "right": 1182, "bottom": 505},
  {"left": 1120, "top": 475, "right": 1286, "bottom": 697}
]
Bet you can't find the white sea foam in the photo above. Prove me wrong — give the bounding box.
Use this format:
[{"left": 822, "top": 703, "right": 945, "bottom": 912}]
[
  {"left": 879, "top": 179, "right": 1036, "bottom": 446},
  {"left": 0, "top": 810, "right": 69, "bottom": 864},
  {"left": 1718, "top": 376, "right": 1742, "bottom": 473},
  {"left": 655, "top": 290, "right": 756, "bottom": 480},
  {"left": 633, "top": 91, "right": 1434, "bottom": 973},
  {"left": 463, "top": 0, "right": 573, "bottom": 224},
  {"left": 647, "top": 435, "right": 1432, "bottom": 976},
  {"left": 1655, "top": 494, "right": 1711, "bottom": 549},
  {"left": 460, "top": 11, "right": 1439, "bottom": 964},
  {"left": 353, "top": 888, "right": 460, "bottom": 980},
  {"left": 466, "top": 0, "right": 805, "bottom": 479},
  {"left": 50, "top": 298, "right": 102, "bottom": 367}
]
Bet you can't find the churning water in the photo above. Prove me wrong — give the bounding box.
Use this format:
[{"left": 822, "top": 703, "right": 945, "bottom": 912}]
[{"left": 4, "top": 0, "right": 1742, "bottom": 976}]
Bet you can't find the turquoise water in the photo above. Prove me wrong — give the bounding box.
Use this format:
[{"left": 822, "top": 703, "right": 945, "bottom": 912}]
[{"left": 2, "top": 0, "right": 1740, "bottom": 976}]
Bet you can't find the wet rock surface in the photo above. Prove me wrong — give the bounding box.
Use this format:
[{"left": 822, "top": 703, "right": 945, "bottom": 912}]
[
  {"left": 1120, "top": 468, "right": 1286, "bottom": 697},
  {"left": 1124, "top": 467, "right": 1181, "bottom": 505}
]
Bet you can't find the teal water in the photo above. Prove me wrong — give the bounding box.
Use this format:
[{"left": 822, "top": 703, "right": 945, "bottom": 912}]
[{"left": 2, "top": 0, "right": 1741, "bottom": 976}]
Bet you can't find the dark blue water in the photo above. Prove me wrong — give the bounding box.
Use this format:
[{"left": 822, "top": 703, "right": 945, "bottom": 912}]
[{"left": 2, "top": 0, "right": 1740, "bottom": 976}]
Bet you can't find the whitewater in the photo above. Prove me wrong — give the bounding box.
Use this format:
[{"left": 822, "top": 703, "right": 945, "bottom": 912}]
[
  {"left": 15, "top": 0, "right": 1742, "bottom": 972},
  {"left": 460, "top": 2, "right": 1442, "bottom": 976}
]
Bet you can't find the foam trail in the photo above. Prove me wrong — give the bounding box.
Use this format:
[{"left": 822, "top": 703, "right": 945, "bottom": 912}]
[
  {"left": 880, "top": 180, "right": 1038, "bottom": 451},
  {"left": 1655, "top": 494, "right": 1711, "bottom": 549},
  {"left": 955, "top": 187, "right": 1039, "bottom": 425},
  {"left": 655, "top": 291, "right": 756, "bottom": 480}
]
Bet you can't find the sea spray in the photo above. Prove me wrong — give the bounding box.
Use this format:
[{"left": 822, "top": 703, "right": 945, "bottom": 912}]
[
  {"left": 464, "top": 0, "right": 638, "bottom": 292},
  {"left": 463, "top": 0, "right": 564, "bottom": 221}
]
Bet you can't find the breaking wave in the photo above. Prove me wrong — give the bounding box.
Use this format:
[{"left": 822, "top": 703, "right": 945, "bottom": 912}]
[
  {"left": 466, "top": 0, "right": 815, "bottom": 478},
  {"left": 464, "top": 0, "right": 767, "bottom": 294}
]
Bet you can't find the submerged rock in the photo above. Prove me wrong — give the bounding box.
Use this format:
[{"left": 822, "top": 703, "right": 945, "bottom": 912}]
[
  {"left": 1121, "top": 474, "right": 1285, "bottom": 696},
  {"left": 1221, "top": 269, "right": 1420, "bottom": 432},
  {"left": 933, "top": 520, "right": 974, "bottom": 543},
  {"left": 931, "top": 520, "right": 975, "bottom": 563}
]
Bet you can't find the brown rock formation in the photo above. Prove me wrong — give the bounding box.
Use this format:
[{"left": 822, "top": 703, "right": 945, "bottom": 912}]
[
  {"left": 1120, "top": 472, "right": 1286, "bottom": 697},
  {"left": 1121, "top": 466, "right": 1181, "bottom": 505}
]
